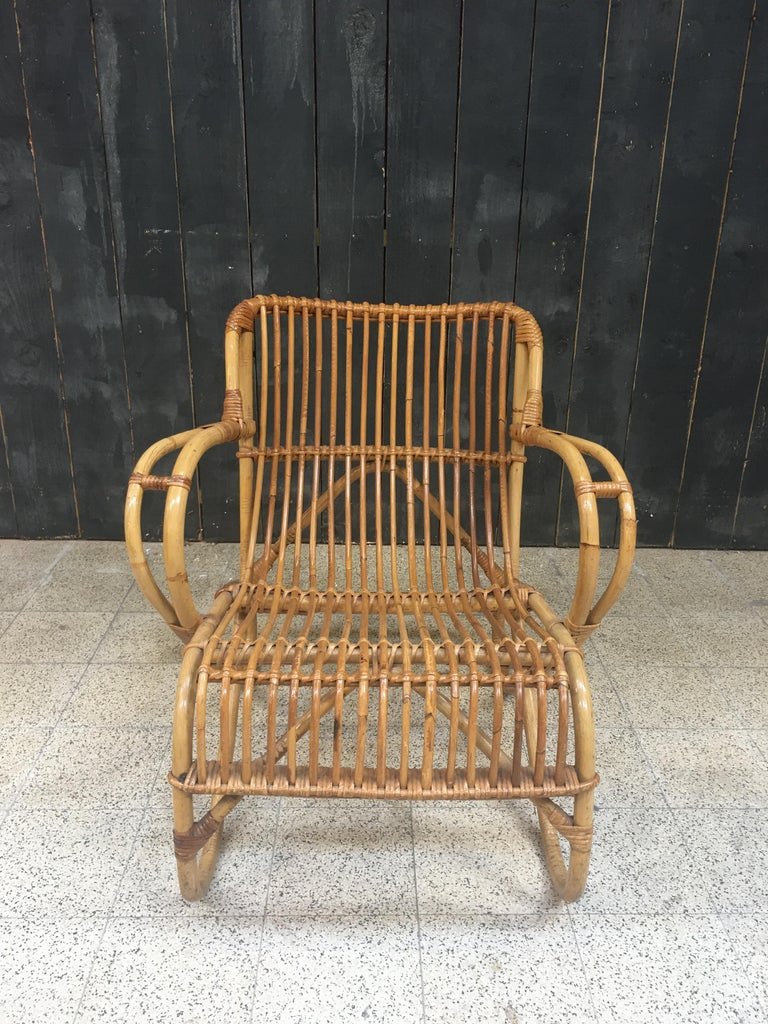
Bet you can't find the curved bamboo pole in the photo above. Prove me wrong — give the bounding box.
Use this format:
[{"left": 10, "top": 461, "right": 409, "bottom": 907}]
[
  {"left": 514, "top": 425, "right": 637, "bottom": 642},
  {"left": 163, "top": 420, "right": 254, "bottom": 631},
  {"left": 125, "top": 424, "right": 222, "bottom": 635},
  {"left": 171, "top": 590, "right": 241, "bottom": 901}
]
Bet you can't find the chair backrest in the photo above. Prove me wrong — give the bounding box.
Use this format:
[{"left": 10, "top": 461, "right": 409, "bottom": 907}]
[{"left": 222, "top": 296, "right": 544, "bottom": 587}]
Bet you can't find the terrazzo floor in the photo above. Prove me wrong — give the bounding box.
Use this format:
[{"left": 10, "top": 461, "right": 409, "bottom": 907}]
[{"left": 0, "top": 539, "right": 766, "bottom": 1023}]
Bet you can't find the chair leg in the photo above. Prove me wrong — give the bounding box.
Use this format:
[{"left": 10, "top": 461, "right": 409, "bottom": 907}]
[
  {"left": 523, "top": 653, "right": 596, "bottom": 903},
  {"left": 172, "top": 790, "right": 226, "bottom": 902},
  {"left": 169, "top": 595, "right": 238, "bottom": 901},
  {"left": 534, "top": 792, "right": 593, "bottom": 903}
]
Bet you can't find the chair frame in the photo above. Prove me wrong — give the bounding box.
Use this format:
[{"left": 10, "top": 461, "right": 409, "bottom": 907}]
[{"left": 125, "top": 295, "right": 636, "bottom": 903}]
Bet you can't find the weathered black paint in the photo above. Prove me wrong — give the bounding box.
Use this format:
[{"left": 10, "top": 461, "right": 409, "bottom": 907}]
[
  {"left": 674, "top": 5, "right": 768, "bottom": 547},
  {"left": 0, "top": 0, "right": 77, "bottom": 537},
  {"left": 623, "top": 0, "right": 756, "bottom": 545},
  {"left": 450, "top": 0, "right": 534, "bottom": 304},
  {"left": 242, "top": 0, "right": 317, "bottom": 297},
  {"left": 316, "top": 0, "right": 387, "bottom": 302},
  {"left": 385, "top": 0, "right": 462, "bottom": 303},
  {"left": 514, "top": 0, "right": 610, "bottom": 545},
  {"left": 166, "top": 0, "right": 251, "bottom": 541},
  {"left": 16, "top": 0, "right": 133, "bottom": 539},
  {"left": 559, "top": 0, "right": 682, "bottom": 546},
  {"left": 1, "top": 0, "right": 766, "bottom": 549},
  {"left": 92, "top": 0, "right": 197, "bottom": 538}
]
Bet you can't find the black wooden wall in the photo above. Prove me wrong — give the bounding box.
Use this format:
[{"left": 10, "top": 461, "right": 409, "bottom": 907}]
[{"left": 1, "top": 0, "right": 766, "bottom": 547}]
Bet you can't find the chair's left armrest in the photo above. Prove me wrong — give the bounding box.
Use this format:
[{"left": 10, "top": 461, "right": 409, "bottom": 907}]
[
  {"left": 513, "top": 425, "right": 637, "bottom": 645},
  {"left": 125, "top": 419, "right": 255, "bottom": 640}
]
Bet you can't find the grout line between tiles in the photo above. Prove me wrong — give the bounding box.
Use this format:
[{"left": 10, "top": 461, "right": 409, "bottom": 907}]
[
  {"left": 600, "top": 648, "right": 729, "bottom": 915},
  {"left": 565, "top": 908, "right": 599, "bottom": 1023},
  {"left": 72, "top": 579, "right": 177, "bottom": 1020},
  {"left": 408, "top": 802, "right": 428, "bottom": 1024},
  {"left": 249, "top": 797, "right": 282, "bottom": 1023}
]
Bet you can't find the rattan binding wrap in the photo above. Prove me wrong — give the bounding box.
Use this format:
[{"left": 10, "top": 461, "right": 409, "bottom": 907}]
[{"left": 125, "top": 294, "right": 636, "bottom": 904}]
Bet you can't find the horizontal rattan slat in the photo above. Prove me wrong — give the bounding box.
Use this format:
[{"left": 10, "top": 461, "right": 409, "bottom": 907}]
[
  {"left": 235, "top": 443, "right": 526, "bottom": 465},
  {"left": 169, "top": 763, "right": 598, "bottom": 799}
]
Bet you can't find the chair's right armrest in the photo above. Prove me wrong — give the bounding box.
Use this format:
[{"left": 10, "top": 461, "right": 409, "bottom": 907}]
[{"left": 513, "top": 424, "right": 637, "bottom": 645}]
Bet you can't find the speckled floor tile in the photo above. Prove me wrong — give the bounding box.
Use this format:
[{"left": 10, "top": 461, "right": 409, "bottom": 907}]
[
  {"left": 711, "top": 550, "right": 768, "bottom": 604},
  {"left": 0, "top": 611, "right": 19, "bottom": 636},
  {"left": 0, "top": 806, "right": 142, "bottom": 918},
  {"left": 50, "top": 540, "right": 132, "bottom": 572},
  {"left": 0, "top": 663, "right": 85, "bottom": 727},
  {"left": 750, "top": 729, "right": 768, "bottom": 761},
  {"left": 113, "top": 801, "right": 278, "bottom": 917},
  {"left": 0, "top": 538, "right": 70, "bottom": 566},
  {"left": 0, "top": 917, "right": 103, "bottom": 1024},
  {"left": 593, "top": 728, "right": 667, "bottom": 808},
  {"left": 420, "top": 913, "right": 594, "bottom": 1024},
  {"left": 0, "top": 611, "right": 114, "bottom": 663},
  {"left": 268, "top": 799, "right": 416, "bottom": 916},
  {"left": 0, "top": 726, "right": 50, "bottom": 805},
  {"left": 637, "top": 729, "right": 768, "bottom": 807},
  {"left": 19, "top": 727, "right": 167, "bottom": 809},
  {"left": 573, "top": 914, "right": 762, "bottom": 1023},
  {"left": 0, "top": 541, "right": 70, "bottom": 611},
  {"left": 635, "top": 549, "right": 743, "bottom": 611},
  {"left": 583, "top": 657, "right": 629, "bottom": 729},
  {"left": 570, "top": 807, "right": 710, "bottom": 915},
  {"left": 676, "top": 808, "right": 768, "bottom": 913},
  {"left": 91, "top": 613, "right": 181, "bottom": 664},
  {"left": 0, "top": 541, "right": 765, "bottom": 1021},
  {"left": 0, "top": 573, "right": 41, "bottom": 610},
  {"left": 24, "top": 566, "right": 133, "bottom": 612},
  {"left": 253, "top": 915, "right": 422, "bottom": 1024},
  {"left": 61, "top": 663, "right": 175, "bottom": 728},
  {"left": 412, "top": 800, "right": 557, "bottom": 914},
  {"left": 669, "top": 610, "right": 768, "bottom": 665},
  {"left": 610, "top": 664, "right": 768, "bottom": 729},
  {"left": 77, "top": 917, "right": 260, "bottom": 1024},
  {"left": 719, "top": 914, "right": 768, "bottom": 1017},
  {"left": 590, "top": 613, "right": 700, "bottom": 667}
]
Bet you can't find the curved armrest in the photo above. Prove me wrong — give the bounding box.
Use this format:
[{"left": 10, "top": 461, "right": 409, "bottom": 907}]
[
  {"left": 125, "top": 419, "right": 255, "bottom": 639},
  {"left": 513, "top": 425, "right": 637, "bottom": 645}
]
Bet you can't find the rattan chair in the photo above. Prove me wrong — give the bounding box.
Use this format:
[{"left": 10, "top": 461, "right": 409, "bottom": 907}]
[{"left": 125, "top": 295, "right": 636, "bottom": 903}]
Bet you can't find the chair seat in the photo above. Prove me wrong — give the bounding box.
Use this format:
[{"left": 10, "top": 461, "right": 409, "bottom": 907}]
[
  {"left": 174, "top": 563, "right": 590, "bottom": 803},
  {"left": 204, "top": 577, "right": 568, "bottom": 688}
]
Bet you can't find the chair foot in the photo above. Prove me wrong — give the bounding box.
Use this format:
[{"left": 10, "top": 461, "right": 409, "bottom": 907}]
[
  {"left": 535, "top": 792, "right": 594, "bottom": 903},
  {"left": 172, "top": 790, "right": 235, "bottom": 901}
]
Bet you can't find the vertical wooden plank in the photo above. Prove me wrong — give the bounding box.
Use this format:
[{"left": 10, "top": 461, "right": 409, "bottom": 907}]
[
  {"left": 242, "top": 0, "right": 317, "bottom": 296},
  {"left": 623, "top": 0, "right": 754, "bottom": 546},
  {"left": 166, "top": 0, "right": 251, "bottom": 541},
  {"left": 16, "top": 0, "right": 133, "bottom": 539},
  {"left": 0, "top": 414, "right": 18, "bottom": 536},
  {"left": 385, "top": 0, "right": 462, "bottom": 303},
  {"left": 558, "top": 0, "right": 682, "bottom": 546},
  {"left": 0, "top": 0, "right": 78, "bottom": 537},
  {"left": 450, "top": 0, "right": 535, "bottom": 302},
  {"left": 514, "top": 0, "right": 610, "bottom": 545},
  {"left": 92, "top": 0, "right": 197, "bottom": 539},
  {"left": 316, "top": 0, "right": 386, "bottom": 301},
  {"left": 675, "top": 7, "right": 767, "bottom": 547},
  {"left": 733, "top": 340, "right": 768, "bottom": 548}
]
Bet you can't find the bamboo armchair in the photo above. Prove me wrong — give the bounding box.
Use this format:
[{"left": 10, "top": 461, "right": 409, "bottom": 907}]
[{"left": 125, "top": 295, "right": 636, "bottom": 903}]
